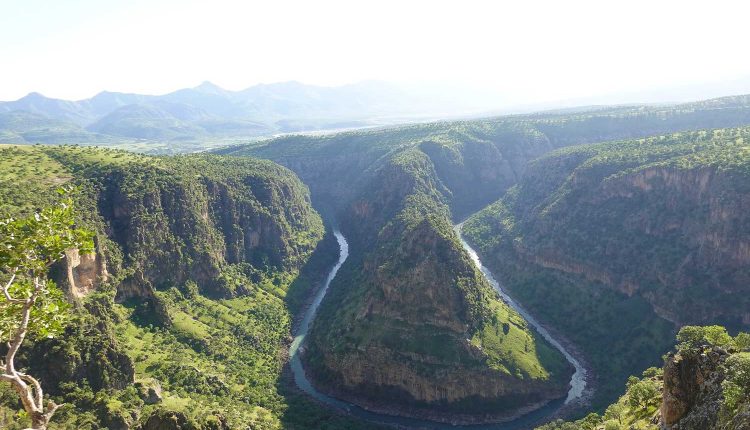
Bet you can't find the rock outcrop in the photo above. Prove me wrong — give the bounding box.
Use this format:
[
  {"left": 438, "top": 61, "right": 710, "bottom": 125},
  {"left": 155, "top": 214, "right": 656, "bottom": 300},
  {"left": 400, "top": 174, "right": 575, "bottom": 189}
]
[
  {"left": 661, "top": 347, "right": 728, "bottom": 428},
  {"left": 464, "top": 128, "right": 750, "bottom": 408},
  {"left": 660, "top": 344, "right": 750, "bottom": 430},
  {"left": 304, "top": 150, "right": 572, "bottom": 421}
]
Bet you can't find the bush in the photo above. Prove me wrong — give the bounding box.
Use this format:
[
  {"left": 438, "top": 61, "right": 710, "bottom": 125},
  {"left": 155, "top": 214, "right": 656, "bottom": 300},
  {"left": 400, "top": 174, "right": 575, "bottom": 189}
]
[
  {"left": 677, "top": 325, "right": 733, "bottom": 351},
  {"left": 734, "top": 332, "right": 750, "bottom": 351},
  {"left": 722, "top": 353, "right": 750, "bottom": 412}
]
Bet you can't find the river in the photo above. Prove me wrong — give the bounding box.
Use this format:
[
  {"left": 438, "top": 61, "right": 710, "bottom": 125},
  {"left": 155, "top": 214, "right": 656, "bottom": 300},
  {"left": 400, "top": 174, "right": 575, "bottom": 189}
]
[{"left": 288, "top": 227, "right": 587, "bottom": 429}]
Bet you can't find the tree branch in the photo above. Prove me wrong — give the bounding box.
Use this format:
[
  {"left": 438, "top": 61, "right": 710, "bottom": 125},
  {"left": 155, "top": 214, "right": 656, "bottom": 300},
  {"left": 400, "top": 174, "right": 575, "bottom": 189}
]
[
  {"left": 2, "top": 269, "right": 25, "bottom": 304},
  {"left": 5, "top": 277, "right": 39, "bottom": 374},
  {"left": 44, "top": 400, "right": 61, "bottom": 421},
  {"left": 18, "top": 372, "right": 44, "bottom": 409},
  {"left": 4, "top": 372, "right": 41, "bottom": 417}
]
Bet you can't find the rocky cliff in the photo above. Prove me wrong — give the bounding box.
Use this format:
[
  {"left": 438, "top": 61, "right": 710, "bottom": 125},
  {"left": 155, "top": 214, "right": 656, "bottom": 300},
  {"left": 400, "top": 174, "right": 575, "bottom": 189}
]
[
  {"left": 464, "top": 127, "right": 750, "bottom": 409},
  {"left": 0, "top": 145, "right": 330, "bottom": 429},
  {"left": 536, "top": 326, "right": 750, "bottom": 430},
  {"left": 301, "top": 148, "right": 572, "bottom": 422},
  {"left": 77, "top": 154, "right": 324, "bottom": 298},
  {"left": 219, "top": 100, "right": 750, "bottom": 421}
]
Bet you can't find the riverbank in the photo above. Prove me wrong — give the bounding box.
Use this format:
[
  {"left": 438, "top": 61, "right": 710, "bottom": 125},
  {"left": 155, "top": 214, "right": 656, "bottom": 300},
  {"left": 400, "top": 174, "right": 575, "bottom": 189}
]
[
  {"left": 456, "top": 222, "right": 595, "bottom": 409},
  {"left": 285, "top": 225, "right": 594, "bottom": 429}
]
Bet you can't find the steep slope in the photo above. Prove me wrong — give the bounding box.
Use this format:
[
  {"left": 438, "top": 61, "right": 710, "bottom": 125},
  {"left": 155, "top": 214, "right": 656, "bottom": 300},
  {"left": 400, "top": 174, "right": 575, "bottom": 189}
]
[
  {"left": 0, "top": 145, "right": 379, "bottom": 430},
  {"left": 304, "top": 149, "right": 572, "bottom": 422},
  {"left": 225, "top": 123, "right": 589, "bottom": 421},
  {"left": 0, "top": 110, "right": 107, "bottom": 144},
  {"left": 537, "top": 326, "right": 750, "bottom": 430},
  {"left": 463, "top": 127, "right": 750, "bottom": 408},
  {"left": 219, "top": 97, "right": 750, "bottom": 422}
]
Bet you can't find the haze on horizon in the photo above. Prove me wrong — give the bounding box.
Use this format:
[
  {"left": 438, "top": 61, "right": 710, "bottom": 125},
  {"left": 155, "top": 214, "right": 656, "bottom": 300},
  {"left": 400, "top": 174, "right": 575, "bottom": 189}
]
[{"left": 3, "top": 0, "right": 750, "bottom": 109}]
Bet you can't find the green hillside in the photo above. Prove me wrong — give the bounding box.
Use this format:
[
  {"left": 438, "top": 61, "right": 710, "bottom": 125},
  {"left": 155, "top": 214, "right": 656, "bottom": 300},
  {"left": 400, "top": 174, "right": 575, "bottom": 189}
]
[
  {"left": 0, "top": 145, "right": 379, "bottom": 430},
  {"left": 463, "top": 127, "right": 750, "bottom": 409},
  {"left": 537, "top": 326, "right": 750, "bottom": 430},
  {"left": 218, "top": 95, "right": 750, "bottom": 422}
]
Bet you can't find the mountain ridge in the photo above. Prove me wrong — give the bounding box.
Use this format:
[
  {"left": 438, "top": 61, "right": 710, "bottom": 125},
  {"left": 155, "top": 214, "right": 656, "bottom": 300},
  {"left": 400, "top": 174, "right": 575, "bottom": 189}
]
[{"left": 0, "top": 81, "right": 506, "bottom": 144}]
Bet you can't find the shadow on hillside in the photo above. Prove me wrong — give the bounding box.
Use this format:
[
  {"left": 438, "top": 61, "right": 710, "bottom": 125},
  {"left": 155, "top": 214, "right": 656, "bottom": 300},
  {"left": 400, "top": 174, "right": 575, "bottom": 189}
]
[{"left": 283, "top": 227, "right": 339, "bottom": 322}]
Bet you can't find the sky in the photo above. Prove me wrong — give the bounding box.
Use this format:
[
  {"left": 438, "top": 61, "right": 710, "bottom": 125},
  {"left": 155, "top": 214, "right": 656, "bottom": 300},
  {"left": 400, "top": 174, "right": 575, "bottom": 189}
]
[{"left": 2, "top": 0, "right": 750, "bottom": 105}]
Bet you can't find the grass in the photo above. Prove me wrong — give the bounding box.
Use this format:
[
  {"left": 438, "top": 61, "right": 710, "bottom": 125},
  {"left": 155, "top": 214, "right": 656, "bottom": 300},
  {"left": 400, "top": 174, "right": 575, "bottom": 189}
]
[
  {"left": 471, "top": 298, "right": 566, "bottom": 380},
  {"left": 112, "top": 287, "right": 290, "bottom": 427}
]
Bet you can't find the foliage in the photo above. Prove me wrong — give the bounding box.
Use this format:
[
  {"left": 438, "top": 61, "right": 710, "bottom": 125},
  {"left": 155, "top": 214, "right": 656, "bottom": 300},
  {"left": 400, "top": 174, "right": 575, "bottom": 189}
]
[
  {"left": 677, "top": 325, "right": 734, "bottom": 351},
  {"left": 722, "top": 352, "right": 750, "bottom": 414},
  {"left": 0, "top": 190, "right": 94, "bottom": 341},
  {"left": 0, "top": 145, "right": 372, "bottom": 429},
  {"left": 464, "top": 126, "right": 750, "bottom": 409},
  {"left": 0, "top": 191, "right": 94, "bottom": 429}
]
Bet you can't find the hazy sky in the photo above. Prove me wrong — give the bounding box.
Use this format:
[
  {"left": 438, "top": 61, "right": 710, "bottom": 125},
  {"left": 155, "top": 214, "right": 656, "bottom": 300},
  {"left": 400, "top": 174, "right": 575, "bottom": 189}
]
[{"left": 2, "top": 0, "right": 750, "bottom": 103}]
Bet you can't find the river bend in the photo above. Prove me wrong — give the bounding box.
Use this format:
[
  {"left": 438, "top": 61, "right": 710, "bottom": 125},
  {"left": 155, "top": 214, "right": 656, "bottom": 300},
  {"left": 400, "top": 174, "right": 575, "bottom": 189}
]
[{"left": 288, "top": 227, "right": 587, "bottom": 429}]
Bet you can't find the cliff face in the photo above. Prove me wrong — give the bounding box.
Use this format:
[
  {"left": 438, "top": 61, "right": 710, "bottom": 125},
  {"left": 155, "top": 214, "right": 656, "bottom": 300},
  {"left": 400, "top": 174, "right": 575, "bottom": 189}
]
[
  {"left": 464, "top": 128, "right": 750, "bottom": 409},
  {"left": 0, "top": 146, "right": 330, "bottom": 429},
  {"left": 662, "top": 346, "right": 750, "bottom": 430},
  {"left": 304, "top": 149, "right": 572, "bottom": 421},
  {"left": 661, "top": 347, "right": 727, "bottom": 428},
  {"left": 51, "top": 243, "right": 110, "bottom": 299},
  {"left": 473, "top": 131, "right": 750, "bottom": 327},
  {"left": 83, "top": 156, "right": 324, "bottom": 300}
]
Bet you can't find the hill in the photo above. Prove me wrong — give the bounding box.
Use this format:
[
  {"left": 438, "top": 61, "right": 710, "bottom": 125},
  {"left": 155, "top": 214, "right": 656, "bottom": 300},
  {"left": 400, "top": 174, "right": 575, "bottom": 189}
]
[
  {"left": 537, "top": 325, "right": 750, "bottom": 430},
  {"left": 0, "top": 81, "right": 504, "bottom": 147},
  {"left": 0, "top": 145, "right": 378, "bottom": 430},
  {"left": 0, "top": 111, "right": 110, "bottom": 144},
  {"left": 462, "top": 127, "right": 750, "bottom": 409},
  {"left": 219, "top": 94, "right": 750, "bottom": 421}
]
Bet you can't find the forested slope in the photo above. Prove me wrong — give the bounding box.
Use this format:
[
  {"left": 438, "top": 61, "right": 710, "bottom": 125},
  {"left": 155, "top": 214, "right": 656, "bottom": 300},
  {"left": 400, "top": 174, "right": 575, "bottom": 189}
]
[
  {"left": 537, "top": 326, "right": 750, "bottom": 430},
  {"left": 0, "top": 145, "right": 377, "bottom": 430},
  {"left": 220, "top": 94, "right": 750, "bottom": 421},
  {"left": 463, "top": 127, "right": 750, "bottom": 409}
]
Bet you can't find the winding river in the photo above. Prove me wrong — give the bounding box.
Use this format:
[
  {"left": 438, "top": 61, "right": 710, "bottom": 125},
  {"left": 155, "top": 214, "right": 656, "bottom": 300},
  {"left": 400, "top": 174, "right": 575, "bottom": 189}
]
[{"left": 288, "top": 226, "right": 587, "bottom": 429}]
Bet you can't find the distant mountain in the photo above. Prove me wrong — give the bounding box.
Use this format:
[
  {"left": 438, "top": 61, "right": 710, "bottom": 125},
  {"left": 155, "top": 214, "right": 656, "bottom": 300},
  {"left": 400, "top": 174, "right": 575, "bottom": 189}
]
[
  {"left": 83, "top": 91, "right": 152, "bottom": 117},
  {"left": 0, "top": 110, "right": 107, "bottom": 144},
  {"left": 0, "top": 81, "right": 505, "bottom": 145},
  {"left": 0, "top": 92, "right": 94, "bottom": 125},
  {"left": 87, "top": 103, "right": 208, "bottom": 140}
]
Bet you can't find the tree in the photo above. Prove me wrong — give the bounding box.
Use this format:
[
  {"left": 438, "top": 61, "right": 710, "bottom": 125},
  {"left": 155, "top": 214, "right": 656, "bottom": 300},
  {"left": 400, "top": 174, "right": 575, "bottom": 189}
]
[
  {"left": 676, "top": 326, "right": 706, "bottom": 350},
  {"left": 0, "top": 191, "right": 93, "bottom": 430},
  {"left": 604, "top": 402, "right": 625, "bottom": 424},
  {"left": 734, "top": 332, "right": 750, "bottom": 351},
  {"left": 703, "top": 326, "right": 733, "bottom": 348},
  {"left": 627, "top": 378, "right": 660, "bottom": 411}
]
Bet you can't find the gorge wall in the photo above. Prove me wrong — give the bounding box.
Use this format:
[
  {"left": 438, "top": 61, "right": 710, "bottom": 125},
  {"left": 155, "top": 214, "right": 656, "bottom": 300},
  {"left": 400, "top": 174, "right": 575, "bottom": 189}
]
[
  {"left": 463, "top": 127, "right": 750, "bottom": 408},
  {"left": 0, "top": 145, "right": 333, "bottom": 429},
  {"left": 221, "top": 96, "right": 750, "bottom": 421}
]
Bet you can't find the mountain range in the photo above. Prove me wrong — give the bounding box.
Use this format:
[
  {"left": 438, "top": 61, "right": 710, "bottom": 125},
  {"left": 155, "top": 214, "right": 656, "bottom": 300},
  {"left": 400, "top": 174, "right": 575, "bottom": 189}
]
[
  {"left": 0, "top": 81, "right": 504, "bottom": 145},
  {"left": 2, "top": 91, "right": 750, "bottom": 429}
]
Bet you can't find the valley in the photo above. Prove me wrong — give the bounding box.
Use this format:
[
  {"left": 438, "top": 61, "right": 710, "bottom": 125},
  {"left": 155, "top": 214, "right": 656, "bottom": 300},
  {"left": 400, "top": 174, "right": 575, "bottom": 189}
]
[
  {"left": 286, "top": 226, "right": 586, "bottom": 429},
  {"left": 219, "top": 94, "right": 750, "bottom": 428},
  {"left": 1, "top": 92, "right": 750, "bottom": 430},
  {"left": 5, "top": 3, "right": 750, "bottom": 430}
]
